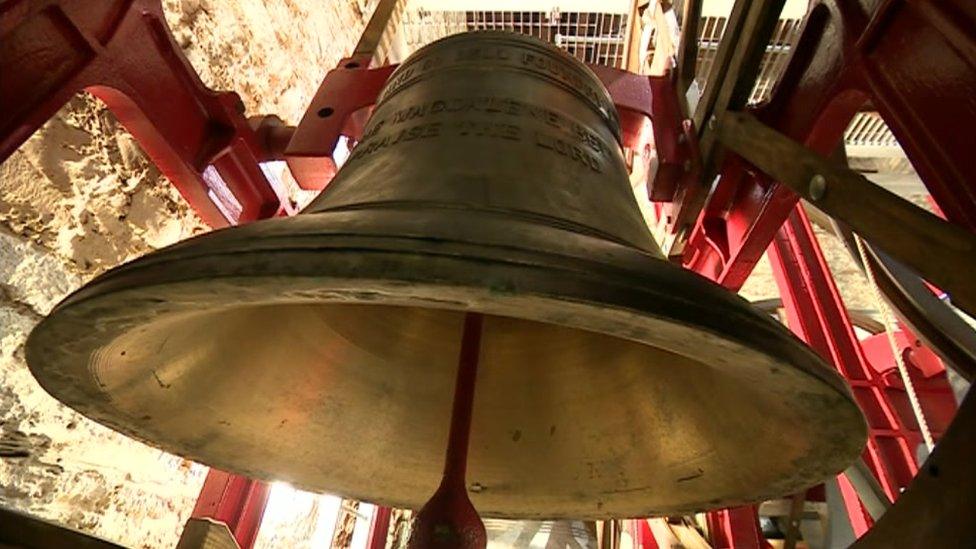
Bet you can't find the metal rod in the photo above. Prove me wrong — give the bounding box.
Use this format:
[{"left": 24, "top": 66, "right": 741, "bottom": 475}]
[
  {"left": 367, "top": 506, "right": 393, "bottom": 549},
  {"left": 442, "top": 312, "right": 484, "bottom": 489},
  {"left": 407, "top": 312, "right": 487, "bottom": 549}
]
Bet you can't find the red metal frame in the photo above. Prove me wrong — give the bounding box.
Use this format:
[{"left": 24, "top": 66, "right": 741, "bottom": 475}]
[
  {"left": 285, "top": 62, "right": 671, "bottom": 193},
  {"left": 768, "top": 205, "right": 957, "bottom": 522},
  {"left": 627, "top": 518, "right": 660, "bottom": 549},
  {"left": 0, "top": 0, "right": 292, "bottom": 227},
  {"left": 190, "top": 469, "right": 271, "bottom": 549},
  {"left": 860, "top": 326, "right": 947, "bottom": 381},
  {"left": 679, "top": 0, "right": 976, "bottom": 290},
  {"left": 705, "top": 507, "right": 766, "bottom": 549},
  {"left": 285, "top": 55, "right": 397, "bottom": 191},
  {"left": 679, "top": 3, "right": 976, "bottom": 542}
]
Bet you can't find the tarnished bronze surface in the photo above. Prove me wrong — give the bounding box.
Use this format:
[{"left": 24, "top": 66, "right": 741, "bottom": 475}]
[{"left": 26, "top": 32, "right": 866, "bottom": 519}]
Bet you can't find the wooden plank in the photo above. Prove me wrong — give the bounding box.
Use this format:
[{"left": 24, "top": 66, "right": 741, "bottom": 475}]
[
  {"left": 783, "top": 493, "right": 806, "bottom": 549},
  {"left": 690, "top": 0, "right": 784, "bottom": 133},
  {"left": 718, "top": 110, "right": 976, "bottom": 319},
  {"left": 843, "top": 458, "right": 892, "bottom": 520},
  {"left": 694, "top": 0, "right": 785, "bottom": 161},
  {"left": 676, "top": 0, "right": 702, "bottom": 95},
  {"left": 668, "top": 518, "right": 713, "bottom": 549},
  {"left": 623, "top": 0, "right": 646, "bottom": 72},
  {"left": 354, "top": 0, "right": 401, "bottom": 61},
  {"left": 648, "top": 1, "right": 679, "bottom": 76}
]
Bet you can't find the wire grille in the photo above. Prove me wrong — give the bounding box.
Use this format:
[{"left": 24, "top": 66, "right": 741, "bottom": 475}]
[
  {"left": 692, "top": 15, "right": 900, "bottom": 154},
  {"left": 845, "top": 111, "right": 900, "bottom": 152},
  {"left": 399, "top": 9, "right": 629, "bottom": 68},
  {"left": 693, "top": 16, "right": 805, "bottom": 104}
]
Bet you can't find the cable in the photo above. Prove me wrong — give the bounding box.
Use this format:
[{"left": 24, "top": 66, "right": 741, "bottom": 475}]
[{"left": 854, "top": 234, "right": 935, "bottom": 451}]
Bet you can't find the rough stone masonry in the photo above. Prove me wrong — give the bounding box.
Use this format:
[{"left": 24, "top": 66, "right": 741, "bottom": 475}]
[{"left": 0, "top": 1, "right": 373, "bottom": 546}]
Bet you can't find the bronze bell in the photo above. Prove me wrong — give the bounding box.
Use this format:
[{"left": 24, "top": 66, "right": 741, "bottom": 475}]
[{"left": 27, "top": 31, "right": 866, "bottom": 519}]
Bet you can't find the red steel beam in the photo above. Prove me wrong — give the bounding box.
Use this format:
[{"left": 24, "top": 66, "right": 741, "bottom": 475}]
[
  {"left": 366, "top": 506, "right": 392, "bottom": 549},
  {"left": 768, "top": 205, "right": 958, "bottom": 531},
  {"left": 770, "top": 205, "right": 913, "bottom": 497},
  {"left": 681, "top": 0, "right": 976, "bottom": 290},
  {"left": 0, "top": 0, "right": 286, "bottom": 227},
  {"left": 190, "top": 469, "right": 271, "bottom": 549},
  {"left": 285, "top": 55, "right": 397, "bottom": 191},
  {"left": 2, "top": 2, "right": 280, "bottom": 546},
  {"left": 626, "top": 518, "right": 660, "bottom": 549},
  {"left": 705, "top": 506, "right": 764, "bottom": 549}
]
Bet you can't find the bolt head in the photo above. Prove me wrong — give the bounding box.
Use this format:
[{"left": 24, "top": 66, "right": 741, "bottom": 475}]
[{"left": 808, "top": 174, "right": 827, "bottom": 201}]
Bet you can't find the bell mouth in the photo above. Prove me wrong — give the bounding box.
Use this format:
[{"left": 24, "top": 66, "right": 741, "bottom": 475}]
[{"left": 26, "top": 210, "right": 866, "bottom": 519}]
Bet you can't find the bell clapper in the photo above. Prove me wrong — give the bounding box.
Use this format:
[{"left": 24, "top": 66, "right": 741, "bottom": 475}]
[{"left": 407, "top": 312, "right": 488, "bottom": 549}]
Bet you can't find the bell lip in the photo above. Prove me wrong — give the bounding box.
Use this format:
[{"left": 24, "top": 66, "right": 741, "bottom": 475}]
[
  {"left": 35, "top": 211, "right": 860, "bottom": 405},
  {"left": 26, "top": 213, "right": 868, "bottom": 518}
]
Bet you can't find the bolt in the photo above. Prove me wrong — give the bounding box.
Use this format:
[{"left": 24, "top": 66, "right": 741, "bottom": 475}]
[
  {"left": 469, "top": 483, "right": 485, "bottom": 493},
  {"left": 808, "top": 174, "right": 827, "bottom": 201},
  {"left": 708, "top": 116, "right": 717, "bottom": 131}
]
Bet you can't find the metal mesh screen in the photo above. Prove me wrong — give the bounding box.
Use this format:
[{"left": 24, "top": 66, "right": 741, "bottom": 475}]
[
  {"left": 844, "top": 111, "right": 903, "bottom": 157},
  {"left": 693, "top": 16, "right": 805, "bottom": 104},
  {"left": 398, "top": 9, "right": 629, "bottom": 68}
]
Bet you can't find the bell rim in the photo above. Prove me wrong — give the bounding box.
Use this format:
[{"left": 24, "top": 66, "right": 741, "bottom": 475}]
[
  {"left": 26, "top": 212, "right": 868, "bottom": 518},
  {"left": 37, "top": 211, "right": 858, "bottom": 400}
]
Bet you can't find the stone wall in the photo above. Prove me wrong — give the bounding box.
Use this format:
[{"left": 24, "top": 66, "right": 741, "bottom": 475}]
[{"left": 0, "top": 1, "right": 373, "bottom": 546}]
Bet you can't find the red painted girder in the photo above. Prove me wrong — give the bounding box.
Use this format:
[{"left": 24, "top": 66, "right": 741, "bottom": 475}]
[
  {"left": 191, "top": 469, "right": 271, "bottom": 549},
  {"left": 0, "top": 0, "right": 286, "bottom": 227},
  {"left": 682, "top": 0, "right": 976, "bottom": 290},
  {"left": 705, "top": 506, "right": 765, "bottom": 549},
  {"left": 285, "top": 53, "right": 397, "bottom": 191},
  {"left": 768, "top": 205, "right": 958, "bottom": 523},
  {"left": 367, "top": 506, "right": 392, "bottom": 549}
]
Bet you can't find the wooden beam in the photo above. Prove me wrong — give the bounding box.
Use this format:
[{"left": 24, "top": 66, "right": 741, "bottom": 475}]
[
  {"left": 649, "top": 1, "right": 679, "bottom": 76},
  {"left": 844, "top": 458, "right": 892, "bottom": 521},
  {"left": 718, "top": 111, "right": 976, "bottom": 319},
  {"left": 783, "top": 493, "right": 806, "bottom": 549},
  {"left": 675, "top": 0, "right": 702, "bottom": 95},
  {"left": 354, "top": 0, "right": 401, "bottom": 63},
  {"left": 623, "top": 0, "right": 646, "bottom": 72},
  {"left": 693, "top": 0, "right": 785, "bottom": 150}
]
